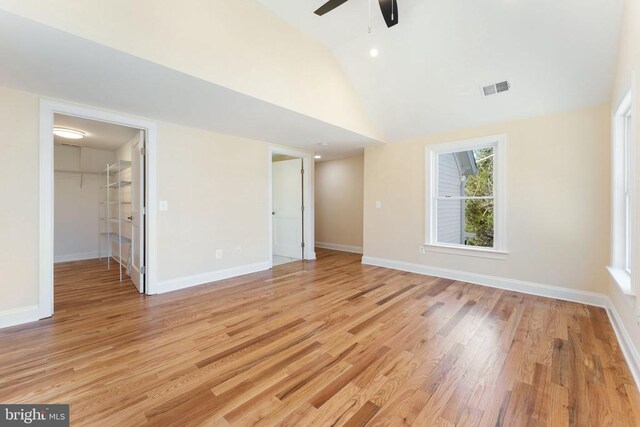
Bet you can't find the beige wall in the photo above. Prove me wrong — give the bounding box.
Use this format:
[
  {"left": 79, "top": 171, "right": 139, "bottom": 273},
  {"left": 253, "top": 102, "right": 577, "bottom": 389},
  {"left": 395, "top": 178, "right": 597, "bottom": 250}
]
[
  {"left": 609, "top": 0, "right": 640, "bottom": 354},
  {"left": 0, "top": 86, "right": 39, "bottom": 312},
  {"left": 315, "top": 155, "right": 364, "bottom": 249},
  {"left": 157, "top": 123, "right": 268, "bottom": 282},
  {"left": 364, "top": 104, "right": 611, "bottom": 293},
  {"left": 0, "top": 0, "right": 379, "bottom": 140},
  {"left": 0, "top": 85, "right": 272, "bottom": 313}
]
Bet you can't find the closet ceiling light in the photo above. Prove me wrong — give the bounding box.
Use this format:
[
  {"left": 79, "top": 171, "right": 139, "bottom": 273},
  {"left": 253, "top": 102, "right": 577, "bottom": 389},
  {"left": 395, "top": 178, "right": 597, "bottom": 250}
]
[
  {"left": 314, "top": 155, "right": 322, "bottom": 159},
  {"left": 53, "top": 127, "right": 86, "bottom": 139}
]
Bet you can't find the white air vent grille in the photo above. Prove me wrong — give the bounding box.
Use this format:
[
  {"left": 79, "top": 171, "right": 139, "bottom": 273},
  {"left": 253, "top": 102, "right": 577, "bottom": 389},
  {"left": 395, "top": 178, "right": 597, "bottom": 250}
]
[{"left": 482, "top": 81, "right": 510, "bottom": 97}]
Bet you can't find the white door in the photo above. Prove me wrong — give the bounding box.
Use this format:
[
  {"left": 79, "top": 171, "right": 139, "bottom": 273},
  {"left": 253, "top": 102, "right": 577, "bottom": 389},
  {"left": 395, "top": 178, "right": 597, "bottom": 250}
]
[
  {"left": 272, "top": 158, "right": 303, "bottom": 259},
  {"left": 130, "top": 131, "right": 145, "bottom": 293}
]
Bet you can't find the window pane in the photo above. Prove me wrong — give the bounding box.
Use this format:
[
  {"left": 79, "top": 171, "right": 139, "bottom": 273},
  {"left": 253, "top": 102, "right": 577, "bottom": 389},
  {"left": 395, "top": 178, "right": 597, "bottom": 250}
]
[
  {"left": 624, "top": 115, "right": 631, "bottom": 192},
  {"left": 437, "top": 199, "right": 494, "bottom": 247},
  {"left": 624, "top": 113, "right": 632, "bottom": 273},
  {"left": 437, "top": 148, "right": 493, "bottom": 197},
  {"left": 625, "top": 193, "right": 631, "bottom": 272},
  {"left": 436, "top": 198, "right": 465, "bottom": 244}
]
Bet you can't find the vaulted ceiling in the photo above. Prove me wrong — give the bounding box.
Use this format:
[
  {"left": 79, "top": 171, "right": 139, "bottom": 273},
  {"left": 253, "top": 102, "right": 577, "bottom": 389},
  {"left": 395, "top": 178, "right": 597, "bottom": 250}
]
[
  {"left": 258, "top": 0, "right": 624, "bottom": 141},
  {"left": 0, "top": 3, "right": 381, "bottom": 159},
  {"left": 0, "top": 0, "right": 625, "bottom": 153}
]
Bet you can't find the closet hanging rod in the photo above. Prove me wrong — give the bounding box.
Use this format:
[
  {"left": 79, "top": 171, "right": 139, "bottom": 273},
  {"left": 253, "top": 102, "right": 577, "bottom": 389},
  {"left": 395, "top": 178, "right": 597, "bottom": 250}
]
[{"left": 54, "top": 169, "right": 100, "bottom": 175}]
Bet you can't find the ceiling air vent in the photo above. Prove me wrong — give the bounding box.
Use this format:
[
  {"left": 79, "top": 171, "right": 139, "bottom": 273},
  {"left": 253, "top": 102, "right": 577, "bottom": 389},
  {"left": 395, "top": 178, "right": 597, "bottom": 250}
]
[{"left": 482, "top": 81, "right": 510, "bottom": 97}]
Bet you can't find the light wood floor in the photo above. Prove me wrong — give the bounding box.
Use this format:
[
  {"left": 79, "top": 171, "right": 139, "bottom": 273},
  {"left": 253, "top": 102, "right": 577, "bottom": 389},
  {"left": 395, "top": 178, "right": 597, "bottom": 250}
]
[{"left": 0, "top": 249, "right": 639, "bottom": 426}]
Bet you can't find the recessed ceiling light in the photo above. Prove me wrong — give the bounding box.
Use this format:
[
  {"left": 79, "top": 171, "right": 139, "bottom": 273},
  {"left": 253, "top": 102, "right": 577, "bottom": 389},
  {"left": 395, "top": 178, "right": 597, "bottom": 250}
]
[
  {"left": 314, "top": 155, "right": 322, "bottom": 159},
  {"left": 53, "top": 127, "right": 86, "bottom": 139},
  {"left": 318, "top": 142, "right": 329, "bottom": 147},
  {"left": 370, "top": 48, "right": 379, "bottom": 58}
]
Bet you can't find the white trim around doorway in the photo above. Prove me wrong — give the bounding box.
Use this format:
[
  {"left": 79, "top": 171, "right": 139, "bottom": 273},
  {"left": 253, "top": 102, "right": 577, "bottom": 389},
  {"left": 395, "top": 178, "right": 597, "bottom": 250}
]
[
  {"left": 267, "top": 146, "right": 315, "bottom": 268},
  {"left": 39, "top": 99, "right": 158, "bottom": 319}
]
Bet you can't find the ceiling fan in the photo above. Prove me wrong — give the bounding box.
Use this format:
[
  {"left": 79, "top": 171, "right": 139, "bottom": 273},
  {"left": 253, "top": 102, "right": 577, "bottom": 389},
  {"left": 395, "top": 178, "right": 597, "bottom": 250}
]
[{"left": 314, "top": 0, "right": 398, "bottom": 28}]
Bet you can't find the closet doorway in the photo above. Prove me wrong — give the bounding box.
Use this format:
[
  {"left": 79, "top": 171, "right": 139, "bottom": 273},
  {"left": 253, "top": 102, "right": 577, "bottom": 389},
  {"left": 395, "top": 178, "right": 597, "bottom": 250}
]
[
  {"left": 40, "top": 100, "right": 158, "bottom": 319},
  {"left": 53, "top": 114, "right": 146, "bottom": 295}
]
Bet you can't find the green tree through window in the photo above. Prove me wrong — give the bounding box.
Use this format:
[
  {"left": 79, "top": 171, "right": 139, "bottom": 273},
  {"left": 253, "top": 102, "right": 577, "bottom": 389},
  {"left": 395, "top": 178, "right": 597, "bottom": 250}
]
[{"left": 465, "top": 148, "right": 494, "bottom": 247}]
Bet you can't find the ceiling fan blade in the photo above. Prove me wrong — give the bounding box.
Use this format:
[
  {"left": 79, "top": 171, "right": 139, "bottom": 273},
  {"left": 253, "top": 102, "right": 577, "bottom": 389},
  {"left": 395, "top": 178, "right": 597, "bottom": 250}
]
[
  {"left": 377, "top": 0, "right": 399, "bottom": 27},
  {"left": 314, "top": 0, "right": 350, "bottom": 16}
]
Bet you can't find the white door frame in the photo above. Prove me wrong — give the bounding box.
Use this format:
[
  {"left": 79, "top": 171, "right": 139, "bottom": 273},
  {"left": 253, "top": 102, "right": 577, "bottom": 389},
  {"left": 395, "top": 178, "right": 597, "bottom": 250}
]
[
  {"left": 39, "top": 99, "right": 158, "bottom": 319},
  {"left": 268, "top": 146, "right": 315, "bottom": 267}
]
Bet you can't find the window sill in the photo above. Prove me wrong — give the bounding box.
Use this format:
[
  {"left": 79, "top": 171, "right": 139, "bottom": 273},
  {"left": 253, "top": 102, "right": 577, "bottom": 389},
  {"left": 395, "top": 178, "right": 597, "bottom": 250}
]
[
  {"left": 607, "top": 267, "right": 635, "bottom": 297},
  {"left": 422, "top": 244, "right": 508, "bottom": 260}
]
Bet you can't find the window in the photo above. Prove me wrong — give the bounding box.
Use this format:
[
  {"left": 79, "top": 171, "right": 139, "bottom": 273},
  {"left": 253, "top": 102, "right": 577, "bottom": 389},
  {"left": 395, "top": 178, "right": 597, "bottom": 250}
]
[
  {"left": 610, "top": 91, "right": 633, "bottom": 294},
  {"left": 624, "top": 108, "right": 632, "bottom": 273},
  {"left": 426, "top": 135, "right": 507, "bottom": 257}
]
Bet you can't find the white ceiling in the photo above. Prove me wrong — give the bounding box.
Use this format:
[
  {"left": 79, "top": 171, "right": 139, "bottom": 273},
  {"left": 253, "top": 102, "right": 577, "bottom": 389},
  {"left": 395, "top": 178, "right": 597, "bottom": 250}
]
[
  {"left": 258, "top": 0, "right": 624, "bottom": 141},
  {"left": 54, "top": 114, "right": 139, "bottom": 151},
  {"left": 0, "top": 11, "right": 379, "bottom": 160}
]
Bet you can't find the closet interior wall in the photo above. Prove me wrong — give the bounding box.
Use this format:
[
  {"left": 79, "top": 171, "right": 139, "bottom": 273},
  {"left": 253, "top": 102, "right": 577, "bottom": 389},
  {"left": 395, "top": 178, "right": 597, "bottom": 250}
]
[{"left": 54, "top": 145, "right": 114, "bottom": 262}]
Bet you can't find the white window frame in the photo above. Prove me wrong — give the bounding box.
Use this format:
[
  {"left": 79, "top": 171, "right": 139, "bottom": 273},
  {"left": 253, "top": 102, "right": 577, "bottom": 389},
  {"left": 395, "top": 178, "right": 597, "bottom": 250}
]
[
  {"left": 424, "top": 134, "right": 507, "bottom": 259},
  {"left": 610, "top": 90, "right": 634, "bottom": 295}
]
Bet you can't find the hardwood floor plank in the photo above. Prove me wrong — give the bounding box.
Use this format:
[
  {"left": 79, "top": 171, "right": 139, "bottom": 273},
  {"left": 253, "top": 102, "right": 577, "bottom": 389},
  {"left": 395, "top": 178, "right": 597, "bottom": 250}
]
[
  {"left": 343, "top": 400, "right": 381, "bottom": 427},
  {"left": 308, "top": 345, "right": 391, "bottom": 409}
]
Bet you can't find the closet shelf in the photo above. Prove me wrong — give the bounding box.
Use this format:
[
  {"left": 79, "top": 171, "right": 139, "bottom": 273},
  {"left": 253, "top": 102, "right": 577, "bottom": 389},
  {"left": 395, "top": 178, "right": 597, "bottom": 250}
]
[
  {"left": 99, "top": 159, "right": 133, "bottom": 282},
  {"left": 103, "top": 160, "right": 132, "bottom": 174},
  {"left": 100, "top": 232, "right": 132, "bottom": 245},
  {"left": 104, "top": 180, "right": 132, "bottom": 188}
]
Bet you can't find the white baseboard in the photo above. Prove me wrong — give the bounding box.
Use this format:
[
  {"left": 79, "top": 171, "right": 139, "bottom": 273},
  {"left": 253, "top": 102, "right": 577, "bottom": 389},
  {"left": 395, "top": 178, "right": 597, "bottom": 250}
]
[
  {"left": 0, "top": 305, "right": 39, "bottom": 329},
  {"left": 606, "top": 298, "right": 640, "bottom": 389},
  {"left": 316, "top": 242, "right": 363, "bottom": 254},
  {"left": 155, "top": 262, "right": 270, "bottom": 294},
  {"left": 361, "top": 256, "right": 608, "bottom": 307},
  {"left": 54, "top": 251, "right": 100, "bottom": 263}
]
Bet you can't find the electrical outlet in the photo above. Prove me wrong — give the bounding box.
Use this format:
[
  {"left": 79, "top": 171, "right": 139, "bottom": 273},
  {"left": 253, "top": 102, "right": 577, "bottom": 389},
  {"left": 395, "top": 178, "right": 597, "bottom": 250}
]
[
  {"left": 159, "top": 200, "right": 168, "bottom": 211},
  {"left": 419, "top": 245, "right": 426, "bottom": 254},
  {"left": 236, "top": 246, "right": 242, "bottom": 255},
  {"left": 215, "top": 249, "right": 223, "bottom": 259}
]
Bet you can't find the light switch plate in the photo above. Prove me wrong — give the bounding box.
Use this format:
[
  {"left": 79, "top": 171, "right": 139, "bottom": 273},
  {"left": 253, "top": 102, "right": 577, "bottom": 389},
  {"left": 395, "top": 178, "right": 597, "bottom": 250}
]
[
  {"left": 159, "top": 200, "right": 168, "bottom": 211},
  {"left": 375, "top": 200, "right": 382, "bottom": 209}
]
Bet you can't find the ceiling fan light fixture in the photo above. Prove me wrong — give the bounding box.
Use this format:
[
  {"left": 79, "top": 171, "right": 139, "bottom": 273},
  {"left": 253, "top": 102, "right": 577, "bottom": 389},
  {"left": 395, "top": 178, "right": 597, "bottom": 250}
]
[{"left": 315, "top": 0, "right": 398, "bottom": 28}]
